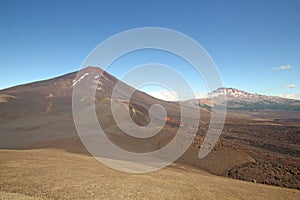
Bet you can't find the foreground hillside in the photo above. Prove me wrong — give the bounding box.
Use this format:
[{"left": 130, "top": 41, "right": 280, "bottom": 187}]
[{"left": 0, "top": 148, "right": 299, "bottom": 200}]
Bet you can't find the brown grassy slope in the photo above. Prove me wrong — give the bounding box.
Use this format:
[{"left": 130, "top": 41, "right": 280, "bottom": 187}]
[{"left": 1, "top": 148, "right": 299, "bottom": 200}]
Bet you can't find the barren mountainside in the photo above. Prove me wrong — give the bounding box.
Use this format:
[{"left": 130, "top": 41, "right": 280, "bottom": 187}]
[{"left": 0, "top": 67, "right": 299, "bottom": 198}]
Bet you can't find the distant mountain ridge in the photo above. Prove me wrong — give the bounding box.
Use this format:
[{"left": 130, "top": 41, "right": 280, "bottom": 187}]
[
  {"left": 210, "top": 87, "right": 296, "bottom": 102},
  {"left": 199, "top": 87, "right": 300, "bottom": 111}
]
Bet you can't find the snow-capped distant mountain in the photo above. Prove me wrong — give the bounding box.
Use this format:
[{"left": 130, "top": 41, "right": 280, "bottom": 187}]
[
  {"left": 210, "top": 87, "right": 292, "bottom": 102},
  {"left": 199, "top": 87, "right": 300, "bottom": 111}
]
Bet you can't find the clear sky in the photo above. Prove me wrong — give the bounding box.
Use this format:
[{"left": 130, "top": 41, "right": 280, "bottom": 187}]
[{"left": 0, "top": 0, "right": 299, "bottom": 100}]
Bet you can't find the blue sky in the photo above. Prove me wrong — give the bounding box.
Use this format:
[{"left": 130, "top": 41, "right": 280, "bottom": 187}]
[{"left": 0, "top": 0, "right": 299, "bottom": 100}]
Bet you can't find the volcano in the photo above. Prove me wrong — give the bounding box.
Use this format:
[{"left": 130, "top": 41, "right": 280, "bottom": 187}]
[{"left": 0, "top": 66, "right": 300, "bottom": 191}]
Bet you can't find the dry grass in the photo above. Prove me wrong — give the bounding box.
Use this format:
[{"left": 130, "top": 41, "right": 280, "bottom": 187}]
[
  {"left": 0, "top": 148, "right": 299, "bottom": 200},
  {"left": 0, "top": 94, "right": 16, "bottom": 103}
]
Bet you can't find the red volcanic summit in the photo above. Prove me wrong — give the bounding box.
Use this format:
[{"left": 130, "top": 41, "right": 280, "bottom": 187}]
[
  {"left": 80, "top": 66, "right": 105, "bottom": 73},
  {"left": 75, "top": 66, "right": 113, "bottom": 83}
]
